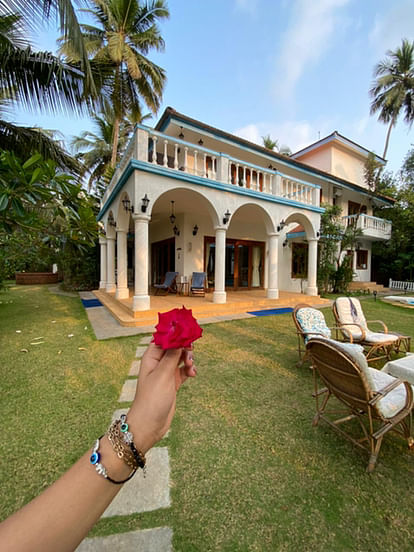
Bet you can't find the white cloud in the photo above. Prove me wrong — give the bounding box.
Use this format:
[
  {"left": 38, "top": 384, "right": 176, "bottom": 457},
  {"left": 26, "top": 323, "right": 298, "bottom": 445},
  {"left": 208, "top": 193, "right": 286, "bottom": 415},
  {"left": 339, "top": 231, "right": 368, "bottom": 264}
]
[
  {"left": 369, "top": 0, "right": 414, "bottom": 56},
  {"left": 233, "top": 120, "right": 321, "bottom": 153},
  {"left": 273, "top": 0, "right": 351, "bottom": 101}
]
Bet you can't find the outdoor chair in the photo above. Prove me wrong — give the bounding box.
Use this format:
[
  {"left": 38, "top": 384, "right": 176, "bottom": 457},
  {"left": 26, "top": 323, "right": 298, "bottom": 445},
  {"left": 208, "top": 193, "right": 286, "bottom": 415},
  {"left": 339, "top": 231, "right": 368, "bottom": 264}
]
[
  {"left": 332, "top": 297, "right": 408, "bottom": 363},
  {"left": 153, "top": 271, "right": 178, "bottom": 295},
  {"left": 306, "top": 337, "right": 414, "bottom": 472},
  {"left": 292, "top": 304, "right": 353, "bottom": 366},
  {"left": 190, "top": 272, "right": 207, "bottom": 297}
]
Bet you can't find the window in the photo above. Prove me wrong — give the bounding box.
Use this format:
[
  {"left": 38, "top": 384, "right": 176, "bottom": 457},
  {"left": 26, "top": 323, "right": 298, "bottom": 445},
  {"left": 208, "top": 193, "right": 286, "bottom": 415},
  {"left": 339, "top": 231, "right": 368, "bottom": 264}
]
[
  {"left": 291, "top": 243, "right": 308, "bottom": 278},
  {"left": 356, "top": 250, "right": 368, "bottom": 270}
]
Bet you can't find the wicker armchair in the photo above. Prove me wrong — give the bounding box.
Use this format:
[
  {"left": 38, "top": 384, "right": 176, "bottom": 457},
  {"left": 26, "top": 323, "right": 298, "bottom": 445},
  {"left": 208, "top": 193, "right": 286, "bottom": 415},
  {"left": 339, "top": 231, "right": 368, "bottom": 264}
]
[
  {"left": 307, "top": 337, "right": 414, "bottom": 472},
  {"left": 332, "top": 297, "right": 409, "bottom": 362},
  {"left": 292, "top": 304, "right": 352, "bottom": 366}
]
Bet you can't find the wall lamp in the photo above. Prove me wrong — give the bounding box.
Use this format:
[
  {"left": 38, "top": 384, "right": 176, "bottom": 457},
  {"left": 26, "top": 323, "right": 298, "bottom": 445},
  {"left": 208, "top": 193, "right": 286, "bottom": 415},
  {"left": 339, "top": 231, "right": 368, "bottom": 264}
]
[
  {"left": 173, "top": 225, "right": 180, "bottom": 236},
  {"left": 277, "top": 219, "right": 286, "bottom": 232},
  {"left": 122, "top": 198, "right": 134, "bottom": 213},
  {"left": 169, "top": 200, "right": 176, "bottom": 224},
  {"left": 141, "top": 194, "right": 150, "bottom": 213},
  {"left": 108, "top": 213, "right": 116, "bottom": 227},
  {"left": 283, "top": 239, "right": 289, "bottom": 247},
  {"left": 192, "top": 225, "right": 199, "bottom": 236},
  {"left": 178, "top": 127, "right": 184, "bottom": 139},
  {"left": 223, "top": 210, "right": 231, "bottom": 225},
  {"left": 198, "top": 138, "right": 204, "bottom": 146}
]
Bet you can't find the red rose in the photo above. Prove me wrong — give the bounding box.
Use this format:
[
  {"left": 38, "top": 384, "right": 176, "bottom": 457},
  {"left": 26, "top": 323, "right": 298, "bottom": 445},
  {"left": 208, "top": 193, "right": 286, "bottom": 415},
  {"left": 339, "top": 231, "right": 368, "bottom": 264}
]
[{"left": 153, "top": 306, "right": 203, "bottom": 350}]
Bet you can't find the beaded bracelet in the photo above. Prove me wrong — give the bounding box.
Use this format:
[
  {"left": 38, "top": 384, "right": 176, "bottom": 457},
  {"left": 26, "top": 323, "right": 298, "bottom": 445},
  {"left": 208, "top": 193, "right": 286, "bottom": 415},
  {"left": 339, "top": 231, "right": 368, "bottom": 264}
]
[
  {"left": 107, "top": 415, "right": 146, "bottom": 473},
  {"left": 90, "top": 436, "right": 136, "bottom": 485}
]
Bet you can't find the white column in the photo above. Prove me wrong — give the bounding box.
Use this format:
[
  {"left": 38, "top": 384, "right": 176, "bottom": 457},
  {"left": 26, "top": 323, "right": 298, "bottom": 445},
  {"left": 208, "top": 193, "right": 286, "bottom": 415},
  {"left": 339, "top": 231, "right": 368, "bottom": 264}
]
[
  {"left": 306, "top": 238, "right": 319, "bottom": 296},
  {"left": 213, "top": 227, "right": 227, "bottom": 304},
  {"left": 267, "top": 233, "right": 279, "bottom": 299},
  {"left": 132, "top": 214, "right": 151, "bottom": 311},
  {"left": 106, "top": 236, "right": 116, "bottom": 293},
  {"left": 99, "top": 237, "right": 107, "bottom": 290},
  {"left": 115, "top": 229, "right": 129, "bottom": 299}
]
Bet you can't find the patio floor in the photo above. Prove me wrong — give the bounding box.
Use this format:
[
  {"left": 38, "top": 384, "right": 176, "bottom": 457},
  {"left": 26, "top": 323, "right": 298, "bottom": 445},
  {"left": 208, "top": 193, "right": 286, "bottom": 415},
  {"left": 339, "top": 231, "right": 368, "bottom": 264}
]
[{"left": 93, "top": 288, "right": 331, "bottom": 327}]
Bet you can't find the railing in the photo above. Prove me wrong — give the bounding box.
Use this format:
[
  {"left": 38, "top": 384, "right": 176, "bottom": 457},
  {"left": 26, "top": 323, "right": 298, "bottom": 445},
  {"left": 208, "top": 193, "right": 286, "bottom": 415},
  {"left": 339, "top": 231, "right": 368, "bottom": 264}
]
[
  {"left": 102, "top": 125, "right": 321, "bottom": 208},
  {"left": 389, "top": 279, "right": 414, "bottom": 292},
  {"left": 342, "top": 214, "right": 392, "bottom": 239}
]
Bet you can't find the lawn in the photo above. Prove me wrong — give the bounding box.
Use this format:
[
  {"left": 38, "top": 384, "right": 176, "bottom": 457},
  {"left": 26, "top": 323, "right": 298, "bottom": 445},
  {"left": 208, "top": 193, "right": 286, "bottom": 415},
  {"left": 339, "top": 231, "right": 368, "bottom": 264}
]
[{"left": 1, "top": 285, "right": 414, "bottom": 551}]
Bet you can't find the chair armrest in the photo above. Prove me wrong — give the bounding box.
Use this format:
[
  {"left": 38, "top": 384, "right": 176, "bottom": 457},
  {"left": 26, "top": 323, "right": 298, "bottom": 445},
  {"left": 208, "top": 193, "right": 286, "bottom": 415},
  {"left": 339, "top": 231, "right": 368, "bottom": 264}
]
[
  {"left": 330, "top": 326, "right": 354, "bottom": 343},
  {"left": 336, "top": 322, "right": 366, "bottom": 341},
  {"left": 366, "top": 320, "right": 388, "bottom": 333},
  {"left": 368, "top": 378, "right": 407, "bottom": 404}
]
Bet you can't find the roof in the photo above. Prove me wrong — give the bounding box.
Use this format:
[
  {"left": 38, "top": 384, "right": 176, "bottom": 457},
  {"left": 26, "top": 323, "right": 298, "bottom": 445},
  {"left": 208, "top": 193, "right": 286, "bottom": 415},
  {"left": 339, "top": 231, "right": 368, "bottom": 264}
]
[
  {"left": 291, "top": 131, "right": 386, "bottom": 165},
  {"left": 155, "top": 108, "right": 393, "bottom": 205}
]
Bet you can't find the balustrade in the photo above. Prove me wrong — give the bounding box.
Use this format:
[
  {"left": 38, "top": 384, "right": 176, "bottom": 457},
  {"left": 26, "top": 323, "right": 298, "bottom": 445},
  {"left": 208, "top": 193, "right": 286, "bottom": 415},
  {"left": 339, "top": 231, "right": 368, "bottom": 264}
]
[{"left": 102, "top": 126, "right": 321, "bottom": 208}]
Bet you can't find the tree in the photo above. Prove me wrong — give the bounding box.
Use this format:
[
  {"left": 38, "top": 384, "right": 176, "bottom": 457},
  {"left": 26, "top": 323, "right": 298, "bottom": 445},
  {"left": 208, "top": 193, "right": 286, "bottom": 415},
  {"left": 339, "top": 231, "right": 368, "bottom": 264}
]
[
  {"left": 372, "top": 147, "right": 414, "bottom": 283},
  {"left": 262, "top": 134, "right": 291, "bottom": 155},
  {"left": 370, "top": 39, "right": 414, "bottom": 159},
  {"left": 317, "top": 203, "right": 362, "bottom": 294},
  {"left": 60, "top": 0, "right": 169, "bottom": 167},
  {"left": 0, "top": 12, "right": 83, "bottom": 171}
]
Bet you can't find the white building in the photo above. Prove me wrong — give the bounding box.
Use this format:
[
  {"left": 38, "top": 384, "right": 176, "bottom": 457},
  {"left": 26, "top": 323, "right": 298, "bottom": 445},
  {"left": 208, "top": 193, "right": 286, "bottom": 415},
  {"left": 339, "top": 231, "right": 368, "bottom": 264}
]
[{"left": 97, "top": 108, "right": 392, "bottom": 313}]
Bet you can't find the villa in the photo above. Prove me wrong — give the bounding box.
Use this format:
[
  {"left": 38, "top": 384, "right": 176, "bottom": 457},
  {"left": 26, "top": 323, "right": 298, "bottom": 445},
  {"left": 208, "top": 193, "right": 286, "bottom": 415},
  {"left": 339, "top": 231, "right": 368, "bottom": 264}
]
[{"left": 97, "top": 108, "right": 392, "bottom": 315}]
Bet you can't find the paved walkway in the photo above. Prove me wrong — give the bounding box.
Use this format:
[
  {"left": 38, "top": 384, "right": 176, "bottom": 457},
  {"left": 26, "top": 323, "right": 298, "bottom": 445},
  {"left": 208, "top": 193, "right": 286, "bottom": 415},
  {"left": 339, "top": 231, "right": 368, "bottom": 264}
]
[{"left": 76, "top": 336, "right": 173, "bottom": 551}]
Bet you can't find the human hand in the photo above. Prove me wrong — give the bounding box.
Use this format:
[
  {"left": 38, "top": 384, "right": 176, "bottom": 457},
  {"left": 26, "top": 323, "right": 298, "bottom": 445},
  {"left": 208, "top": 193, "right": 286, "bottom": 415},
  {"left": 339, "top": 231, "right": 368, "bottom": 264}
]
[{"left": 127, "top": 344, "right": 197, "bottom": 454}]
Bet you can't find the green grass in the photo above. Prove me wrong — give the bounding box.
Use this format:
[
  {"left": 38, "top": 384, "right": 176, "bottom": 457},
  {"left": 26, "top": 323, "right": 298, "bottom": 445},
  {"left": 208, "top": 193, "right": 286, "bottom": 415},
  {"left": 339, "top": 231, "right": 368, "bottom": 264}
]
[{"left": 1, "top": 286, "right": 414, "bottom": 551}]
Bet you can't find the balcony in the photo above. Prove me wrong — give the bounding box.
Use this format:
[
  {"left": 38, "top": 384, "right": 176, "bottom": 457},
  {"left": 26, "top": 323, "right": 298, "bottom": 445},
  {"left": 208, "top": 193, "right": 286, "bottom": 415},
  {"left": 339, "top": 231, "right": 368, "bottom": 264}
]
[
  {"left": 342, "top": 214, "right": 392, "bottom": 241},
  {"left": 102, "top": 125, "right": 321, "bottom": 209}
]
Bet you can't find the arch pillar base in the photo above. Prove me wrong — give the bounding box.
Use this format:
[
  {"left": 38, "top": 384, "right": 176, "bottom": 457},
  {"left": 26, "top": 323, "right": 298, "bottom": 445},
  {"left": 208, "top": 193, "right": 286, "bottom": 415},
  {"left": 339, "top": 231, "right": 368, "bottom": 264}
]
[
  {"left": 267, "top": 288, "right": 279, "bottom": 299},
  {"left": 132, "top": 294, "right": 150, "bottom": 311},
  {"left": 115, "top": 287, "right": 129, "bottom": 300},
  {"left": 213, "top": 291, "right": 227, "bottom": 304},
  {"left": 305, "top": 286, "right": 318, "bottom": 296}
]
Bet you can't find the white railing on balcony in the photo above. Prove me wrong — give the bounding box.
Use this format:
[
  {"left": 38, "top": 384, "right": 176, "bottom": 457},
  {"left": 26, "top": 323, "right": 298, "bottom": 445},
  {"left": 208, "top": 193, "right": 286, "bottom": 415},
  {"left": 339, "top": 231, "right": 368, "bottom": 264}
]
[
  {"left": 102, "top": 125, "right": 321, "bottom": 208},
  {"left": 342, "top": 214, "right": 392, "bottom": 239}
]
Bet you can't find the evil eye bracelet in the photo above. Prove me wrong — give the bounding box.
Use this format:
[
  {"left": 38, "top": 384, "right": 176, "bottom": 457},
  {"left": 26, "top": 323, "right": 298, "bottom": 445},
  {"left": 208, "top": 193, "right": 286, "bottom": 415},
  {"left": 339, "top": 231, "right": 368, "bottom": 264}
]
[{"left": 89, "top": 436, "right": 136, "bottom": 485}]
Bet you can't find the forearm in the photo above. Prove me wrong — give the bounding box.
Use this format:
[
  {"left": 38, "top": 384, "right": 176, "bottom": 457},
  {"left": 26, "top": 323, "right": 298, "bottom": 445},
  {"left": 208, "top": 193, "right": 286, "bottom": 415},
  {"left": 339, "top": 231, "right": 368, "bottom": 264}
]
[{"left": 0, "top": 436, "right": 132, "bottom": 552}]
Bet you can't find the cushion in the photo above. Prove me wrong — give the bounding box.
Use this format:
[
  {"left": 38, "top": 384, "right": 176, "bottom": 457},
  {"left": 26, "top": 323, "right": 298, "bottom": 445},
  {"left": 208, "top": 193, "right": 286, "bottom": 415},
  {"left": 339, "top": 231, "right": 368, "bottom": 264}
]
[
  {"left": 367, "top": 368, "right": 410, "bottom": 419},
  {"left": 296, "top": 307, "right": 331, "bottom": 344},
  {"left": 335, "top": 297, "right": 367, "bottom": 338}
]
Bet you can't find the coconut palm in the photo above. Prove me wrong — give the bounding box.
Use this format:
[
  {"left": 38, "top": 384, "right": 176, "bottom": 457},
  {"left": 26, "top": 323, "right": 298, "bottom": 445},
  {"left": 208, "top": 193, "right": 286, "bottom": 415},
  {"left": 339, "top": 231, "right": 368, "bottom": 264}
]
[
  {"left": 2, "top": 0, "right": 96, "bottom": 94},
  {"left": 370, "top": 38, "right": 414, "bottom": 159},
  {"left": 71, "top": 100, "right": 151, "bottom": 191},
  {"left": 0, "top": 13, "right": 81, "bottom": 171},
  {"left": 60, "top": 0, "right": 168, "bottom": 168}
]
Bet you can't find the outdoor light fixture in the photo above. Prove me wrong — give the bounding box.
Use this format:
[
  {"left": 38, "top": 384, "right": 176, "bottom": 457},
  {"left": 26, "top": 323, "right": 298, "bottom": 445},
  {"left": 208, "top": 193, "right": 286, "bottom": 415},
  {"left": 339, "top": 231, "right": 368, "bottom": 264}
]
[
  {"left": 169, "top": 200, "right": 176, "bottom": 224},
  {"left": 277, "top": 219, "right": 286, "bottom": 232},
  {"left": 141, "top": 194, "right": 150, "bottom": 213},
  {"left": 122, "top": 198, "right": 134, "bottom": 213},
  {"left": 283, "top": 239, "right": 289, "bottom": 247},
  {"left": 223, "top": 210, "right": 231, "bottom": 225},
  {"left": 316, "top": 231, "right": 320, "bottom": 238},
  {"left": 173, "top": 225, "right": 180, "bottom": 236},
  {"left": 108, "top": 213, "right": 116, "bottom": 227},
  {"left": 373, "top": 290, "right": 377, "bottom": 302},
  {"left": 178, "top": 127, "right": 184, "bottom": 139},
  {"left": 192, "top": 225, "right": 199, "bottom": 236},
  {"left": 198, "top": 138, "right": 204, "bottom": 146}
]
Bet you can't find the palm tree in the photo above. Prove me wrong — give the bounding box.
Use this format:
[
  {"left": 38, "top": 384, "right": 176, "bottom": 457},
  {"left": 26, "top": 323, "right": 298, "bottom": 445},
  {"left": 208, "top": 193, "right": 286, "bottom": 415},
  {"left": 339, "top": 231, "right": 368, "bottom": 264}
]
[
  {"left": 60, "top": 0, "right": 168, "bottom": 168},
  {"left": 0, "top": 12, "right": 82, "bottom": 171},
  {"left": 262, "top": 134, "right": 278, "bottom": 151},
  {"left": 370, "top": 38, "right": 414, "bottom": 159},
  {"left": 2, "top": 0, "right": 96, "bottom": 95},
  {"left": 71, "top": 100, "right": 150, "bottom": 190}
]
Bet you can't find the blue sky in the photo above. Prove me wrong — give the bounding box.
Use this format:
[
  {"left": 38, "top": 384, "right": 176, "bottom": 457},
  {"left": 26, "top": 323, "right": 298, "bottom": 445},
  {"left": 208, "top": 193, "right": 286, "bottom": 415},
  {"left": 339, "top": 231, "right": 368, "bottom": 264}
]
[{"left": 12, "top": 0, "right": 414, "bottom": 175}]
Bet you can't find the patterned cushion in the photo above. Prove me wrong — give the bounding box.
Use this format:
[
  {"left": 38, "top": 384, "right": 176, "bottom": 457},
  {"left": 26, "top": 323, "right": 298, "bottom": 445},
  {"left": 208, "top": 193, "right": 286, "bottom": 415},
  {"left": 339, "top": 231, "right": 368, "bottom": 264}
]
[
  {"left": 364, "top": 331, "right": 400, "bottom": 344},
  {"left": 296, "top": 308, "right": 331, "bottom": 344},
  {"left": 335, "top": 297, "right": 367, "bottom": 339}
]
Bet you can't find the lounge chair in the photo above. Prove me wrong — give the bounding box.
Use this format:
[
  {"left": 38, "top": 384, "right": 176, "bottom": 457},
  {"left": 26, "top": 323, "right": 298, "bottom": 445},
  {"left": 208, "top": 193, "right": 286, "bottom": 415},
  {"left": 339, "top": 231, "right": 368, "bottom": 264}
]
[
  {"left": 307, "top": 337, "right": 414, "bottom": 472},
  {"left": 153, "top": 271, "right": 178, "bottom": 295},
  {"left": 190, "top": 272, "right": 207, "bottom": 297},
  {"left": 332, "top": 297, "right": 406, "bottom": 362},
  {"left": 292, "top": 303, "right": 353, "bottom": 366}
]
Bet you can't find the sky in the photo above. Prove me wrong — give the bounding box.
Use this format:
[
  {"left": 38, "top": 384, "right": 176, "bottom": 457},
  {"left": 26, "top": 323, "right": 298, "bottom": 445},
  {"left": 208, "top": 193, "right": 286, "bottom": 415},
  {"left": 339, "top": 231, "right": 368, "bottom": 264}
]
[{"left": 11, "top": 0, "right": 414, "bottom": 176}]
